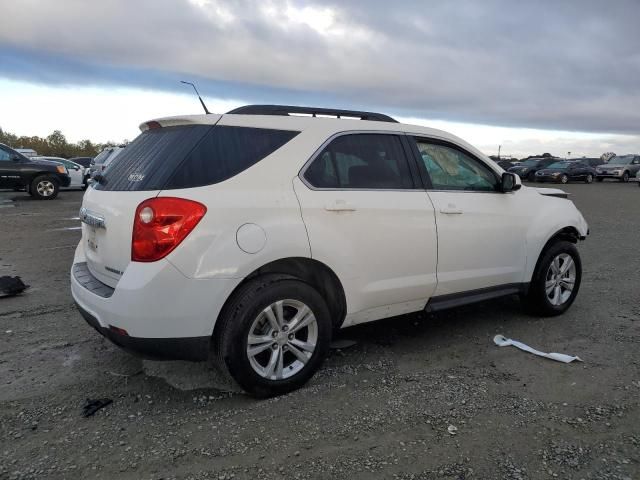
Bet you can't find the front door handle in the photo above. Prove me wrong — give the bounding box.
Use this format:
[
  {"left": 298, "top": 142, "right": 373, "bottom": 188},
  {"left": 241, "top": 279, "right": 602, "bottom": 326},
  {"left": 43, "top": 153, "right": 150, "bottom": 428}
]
[
  {"left": 440, "top": 204, "right": 463, "bottom": 215},
  {"left": 325, "top": 200, "right": 357, "bottom": 212}
]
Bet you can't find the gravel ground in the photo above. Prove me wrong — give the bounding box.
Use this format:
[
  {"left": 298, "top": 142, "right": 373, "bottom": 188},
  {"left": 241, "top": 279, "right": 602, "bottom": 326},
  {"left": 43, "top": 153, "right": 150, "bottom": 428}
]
[{"left": 1, "top": 182, "right": 638, "bottom": 480}]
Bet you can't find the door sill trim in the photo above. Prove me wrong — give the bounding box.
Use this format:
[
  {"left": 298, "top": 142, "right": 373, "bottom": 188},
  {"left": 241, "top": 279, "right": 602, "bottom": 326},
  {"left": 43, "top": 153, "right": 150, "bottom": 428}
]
[{"left": 425, "top": 283, "right": 529, "bottom": 312}]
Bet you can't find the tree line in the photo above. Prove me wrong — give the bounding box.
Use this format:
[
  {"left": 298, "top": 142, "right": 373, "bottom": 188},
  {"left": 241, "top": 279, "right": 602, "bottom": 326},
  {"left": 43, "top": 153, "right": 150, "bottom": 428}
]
[{"left": 0, "top": 127, "right": 125, "bottom": 159}]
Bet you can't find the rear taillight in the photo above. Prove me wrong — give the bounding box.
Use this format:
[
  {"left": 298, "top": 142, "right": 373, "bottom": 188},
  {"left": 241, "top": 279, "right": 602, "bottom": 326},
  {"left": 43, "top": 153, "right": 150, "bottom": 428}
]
[{"left": 132, "top": 197, "right": 206, "bottom": 262}]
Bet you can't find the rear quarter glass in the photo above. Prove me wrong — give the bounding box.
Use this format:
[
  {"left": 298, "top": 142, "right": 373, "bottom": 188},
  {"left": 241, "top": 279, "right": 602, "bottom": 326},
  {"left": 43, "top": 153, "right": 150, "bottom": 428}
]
[{"left": 95, "top": 125, "right": 299, "bottom": 191}]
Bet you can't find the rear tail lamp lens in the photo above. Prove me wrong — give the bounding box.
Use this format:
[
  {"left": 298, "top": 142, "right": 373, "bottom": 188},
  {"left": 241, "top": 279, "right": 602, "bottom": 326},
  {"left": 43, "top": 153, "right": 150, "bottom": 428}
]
[{"left": 132, "top": 197, "right": 206, "bottom": 262}]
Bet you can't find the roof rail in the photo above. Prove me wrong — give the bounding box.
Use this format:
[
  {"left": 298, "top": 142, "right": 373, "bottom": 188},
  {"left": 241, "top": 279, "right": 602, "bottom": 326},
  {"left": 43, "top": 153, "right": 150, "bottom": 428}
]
[{"left": 226, "top": 104, "right": 398, "bottom": 123}]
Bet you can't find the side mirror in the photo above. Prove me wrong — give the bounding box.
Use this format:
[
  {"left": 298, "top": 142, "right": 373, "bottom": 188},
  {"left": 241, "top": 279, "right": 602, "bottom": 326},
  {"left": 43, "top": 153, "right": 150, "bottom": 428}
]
[
  {"left": 501, "top": 172, "right": 521, "bottom": 192},
  {"left": 10, "top": 154, "right": 22, "bottom": 162}
]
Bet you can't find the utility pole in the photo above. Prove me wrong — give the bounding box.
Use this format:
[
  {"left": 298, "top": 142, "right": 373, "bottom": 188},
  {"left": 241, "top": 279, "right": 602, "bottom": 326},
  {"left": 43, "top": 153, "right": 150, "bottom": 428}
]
[{"left": 498, "top": 145, "right": 501, "bottom": 159}]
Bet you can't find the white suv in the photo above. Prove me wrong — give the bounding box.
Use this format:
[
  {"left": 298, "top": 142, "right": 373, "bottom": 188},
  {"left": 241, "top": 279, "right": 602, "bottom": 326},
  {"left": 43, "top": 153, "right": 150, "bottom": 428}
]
[{"left": 71, "top": 105, "right": 589, "bottom": 397}]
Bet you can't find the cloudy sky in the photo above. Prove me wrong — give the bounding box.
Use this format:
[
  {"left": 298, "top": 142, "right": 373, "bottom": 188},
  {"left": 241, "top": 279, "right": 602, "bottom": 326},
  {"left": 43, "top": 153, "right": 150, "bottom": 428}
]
[{"left": 1, "top": 0, "right": 639, "bottom": 157}]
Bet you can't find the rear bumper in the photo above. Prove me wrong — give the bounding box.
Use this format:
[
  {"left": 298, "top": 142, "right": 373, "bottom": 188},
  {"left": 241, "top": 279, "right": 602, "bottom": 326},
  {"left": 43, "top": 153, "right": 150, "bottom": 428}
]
[
  {"left": 70, "top": 243, "right": 240, "bottom": 361},
  {"left": 75, "top": 301, "right": 210, "bottom": 361}
]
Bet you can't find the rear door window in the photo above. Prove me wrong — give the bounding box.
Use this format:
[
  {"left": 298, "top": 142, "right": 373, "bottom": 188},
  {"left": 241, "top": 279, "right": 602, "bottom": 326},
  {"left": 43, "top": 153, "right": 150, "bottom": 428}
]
[
  {"left": 303, "top": 134, "right": 414, "bottom": 189},
  {"left": 165, "top": 126, "right": 299, "bottom": 189},
  {"left": 95, "top": 125, "right": 299, "bottom": 191}
]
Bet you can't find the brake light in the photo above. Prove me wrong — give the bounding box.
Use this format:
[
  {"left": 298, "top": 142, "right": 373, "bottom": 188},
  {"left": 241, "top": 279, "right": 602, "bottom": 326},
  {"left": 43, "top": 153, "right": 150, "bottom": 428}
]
[{"left": 132, "top": 197, "right": 206, "bottom": 262}]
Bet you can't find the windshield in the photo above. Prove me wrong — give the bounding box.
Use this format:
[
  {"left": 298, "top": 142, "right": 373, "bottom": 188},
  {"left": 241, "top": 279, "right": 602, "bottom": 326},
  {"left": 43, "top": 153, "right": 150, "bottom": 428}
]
[
  {"left": 520, "top": 159, "right": 540, "bottom": 167},
  {"left": 608, "top": 156, "right": 630, "bottom": 165}
]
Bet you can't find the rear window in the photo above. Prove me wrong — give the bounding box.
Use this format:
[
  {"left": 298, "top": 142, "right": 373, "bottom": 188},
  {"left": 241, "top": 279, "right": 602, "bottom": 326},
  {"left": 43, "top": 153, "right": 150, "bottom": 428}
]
[{"left": 95, "top": 125, "right": 299, "bottom": 191}]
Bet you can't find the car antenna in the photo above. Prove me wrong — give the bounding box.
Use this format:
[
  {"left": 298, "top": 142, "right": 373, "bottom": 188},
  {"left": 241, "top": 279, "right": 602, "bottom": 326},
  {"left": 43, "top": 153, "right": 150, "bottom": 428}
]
[{"left": 180, "top": 80, "right": 211, "bottom": 114}]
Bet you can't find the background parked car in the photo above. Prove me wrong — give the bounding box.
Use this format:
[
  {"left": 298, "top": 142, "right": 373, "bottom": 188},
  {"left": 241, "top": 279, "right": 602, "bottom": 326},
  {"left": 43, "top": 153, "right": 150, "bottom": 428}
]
[
  {"left": 535, "top": 161, "right": 596, "bottom": 184},
  {"left": 568, "top": 157, "right": 604, "bottom": 168},
  {"left": 15, "top": 148, "right": 38, "bottom": 158},
  {"left": 495, "top": 159, "right": 519, "bottom": 170},
  {"left": 0, "top": 143, "right": 70, "bottom": 199},
  {"left": 595, "top": 155, "right": 640, "bottom": 182},
  {"left": 69, "top": 156, "right": 93, "bottom": 169},
  {"left": 508, "top": 157, "right": 559, "bottom": 181},
  {"left": 89, "top": 146, "right": 124, "bottom": 180},
  {"left": 32, "top": 156, "right": 88, "bottom": 190}
]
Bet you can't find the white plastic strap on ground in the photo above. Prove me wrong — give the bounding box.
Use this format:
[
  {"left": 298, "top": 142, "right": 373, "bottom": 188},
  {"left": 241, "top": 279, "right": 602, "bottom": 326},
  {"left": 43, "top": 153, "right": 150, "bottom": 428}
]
[{"left": 493, "top": 335, "right": 582, "bottom": 363}]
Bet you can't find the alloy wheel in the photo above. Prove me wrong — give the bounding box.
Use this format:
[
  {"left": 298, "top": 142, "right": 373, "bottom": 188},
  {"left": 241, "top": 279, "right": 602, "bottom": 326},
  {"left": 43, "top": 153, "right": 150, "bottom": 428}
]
[
  {"left": 545, "top": 253, "right": 576, "bottom": 306},
  {"left": 36, "top": 180, "right": 55, "bottom": 197},
  {"left": 246, "top": 299, "right": 318, "bottom": 380},
  {"left": 586, "top": 174, "right": 593, "bottom": 183}
]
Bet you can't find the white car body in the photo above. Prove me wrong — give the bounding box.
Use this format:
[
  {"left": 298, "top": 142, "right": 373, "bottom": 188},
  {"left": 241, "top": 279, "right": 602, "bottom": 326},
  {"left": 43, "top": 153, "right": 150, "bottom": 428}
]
[
  {"left": 71, "top": 107, "right": 588, "bottom": 393},
  {"left": 32, "top": 156, "right": 85, "bottom": 189}
]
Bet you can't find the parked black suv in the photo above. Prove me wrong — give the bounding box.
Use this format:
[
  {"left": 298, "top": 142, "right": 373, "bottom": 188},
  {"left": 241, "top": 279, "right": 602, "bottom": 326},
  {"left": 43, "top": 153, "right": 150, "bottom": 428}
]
[{"left": 0, "top": 143, "right": 71, "bottom": 199}]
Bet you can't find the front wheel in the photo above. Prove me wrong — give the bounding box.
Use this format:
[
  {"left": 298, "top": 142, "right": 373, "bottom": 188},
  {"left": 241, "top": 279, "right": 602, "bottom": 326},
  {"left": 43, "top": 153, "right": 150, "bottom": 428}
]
[
  {"left": 527, "top": 172, "right": 536, "bottom": 182},
  {"left": 621, "top": 171, "right": 630, "bottom": 182},
  {"left": 215, "top": 276, "right": 332, "bottom": 398},
  {"left": 523, "top": 240, "right": 582, "bottom": 316},
  {"left": 560, "top": 174, "right": 569, "bottom": 184},
  {"left": 30, "top": 175, "right": 60, "bottom": 200},
  {"left": 585, "top": 174, "right": 593, "bottom": 184}
]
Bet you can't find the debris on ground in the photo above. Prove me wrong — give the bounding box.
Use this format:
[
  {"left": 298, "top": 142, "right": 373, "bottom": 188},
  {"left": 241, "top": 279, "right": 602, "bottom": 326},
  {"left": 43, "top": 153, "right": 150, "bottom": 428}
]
[
  {"left": 447, "top": 425, "right": 458, "bottom": 435},
  {"left": 493, "top": 334, "right": 582, "bottom": 363},
  {"left": 82, "top": 398, "right": 113, "bottom": 417},
  {"left": 0, "top": 276, "right": 30, "bottom": 297}
]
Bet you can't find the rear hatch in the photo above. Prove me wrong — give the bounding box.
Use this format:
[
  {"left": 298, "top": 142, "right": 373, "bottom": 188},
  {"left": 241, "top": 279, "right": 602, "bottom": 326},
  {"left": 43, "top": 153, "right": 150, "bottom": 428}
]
[
  {"left": 79, "top": 115, "right": 300, "bottom": 287},
  {"left": 80, "top": 122, "right": 217, "bottom": 287}
]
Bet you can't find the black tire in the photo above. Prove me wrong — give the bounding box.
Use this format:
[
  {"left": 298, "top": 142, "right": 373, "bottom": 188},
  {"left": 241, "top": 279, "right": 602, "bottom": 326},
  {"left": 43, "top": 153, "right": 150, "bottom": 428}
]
[
  {"left": 596, "top": 177, "right": 603, "bottom": 182},
  {"left": 215, "top": 275, "right": 332, "bottom": 398},
  {"left": 30, "top": 175, "right": 59, "bottom": 200},
  {"left": 585, "top": 174, "right": 593, "bottom": 184},
  {"left": 560, "top": 174, "right": 569, "bottom": 184},
  {"left": 523, "top": 240, "right": 582, "bottom": 317},
  {"left": 621, "top": 171, "right": 630, "bottom": 182},
  {"left": 527, "top": 171, "right": 536, "bottom": 182}
]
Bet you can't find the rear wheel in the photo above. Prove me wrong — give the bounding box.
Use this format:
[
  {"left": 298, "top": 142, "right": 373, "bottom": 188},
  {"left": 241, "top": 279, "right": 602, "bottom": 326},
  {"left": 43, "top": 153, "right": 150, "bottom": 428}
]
[
  {"left": 215, "top": 276, "right": 332, "bottom": 398},
  {"left": 560, "top": 174, "right": 569, "bottom": 184},
  {"left": 527, "top": 171, "right": 536, "bottom": 182},
  {"left": 585, "top": 173, "right": 593, "bottom": 184},
  {"left": 30, "top": 175, "right": 59, "bottom": 200},
  {"left": 524, "top": 240, "right": 581, "bottom": 316}
]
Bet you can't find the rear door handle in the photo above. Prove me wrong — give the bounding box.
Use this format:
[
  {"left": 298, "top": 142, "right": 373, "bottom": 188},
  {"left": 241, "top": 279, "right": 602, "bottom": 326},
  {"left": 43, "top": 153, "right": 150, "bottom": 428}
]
[
  {"left": 325, "top": 200, "right": 357, "bottom": 212},
  {"left": 440, "top": 204, "right": 463, "bottom": 215}
]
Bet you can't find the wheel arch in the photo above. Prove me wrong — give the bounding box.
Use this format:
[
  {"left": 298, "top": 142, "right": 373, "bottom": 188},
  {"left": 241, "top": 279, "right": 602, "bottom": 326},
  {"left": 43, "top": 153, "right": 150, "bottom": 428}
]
[
  {"left": 529, "top": 226, "right": 581, "bottom": 281},
  {"left": 213, "top": 257, "right": 347, "bottom": 340}
]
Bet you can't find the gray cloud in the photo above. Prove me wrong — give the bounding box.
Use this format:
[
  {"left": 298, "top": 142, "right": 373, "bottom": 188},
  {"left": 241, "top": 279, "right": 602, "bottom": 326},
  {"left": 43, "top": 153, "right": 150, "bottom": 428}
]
[{"left": 1, "top": 0, "right": 639, "bottom": 134}]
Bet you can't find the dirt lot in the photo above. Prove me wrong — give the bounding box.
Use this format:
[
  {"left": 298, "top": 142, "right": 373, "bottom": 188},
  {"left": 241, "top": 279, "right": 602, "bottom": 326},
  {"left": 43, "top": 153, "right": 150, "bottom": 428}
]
[{"left": 1, "top": 182, "right": 638, "bottom": 480}]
